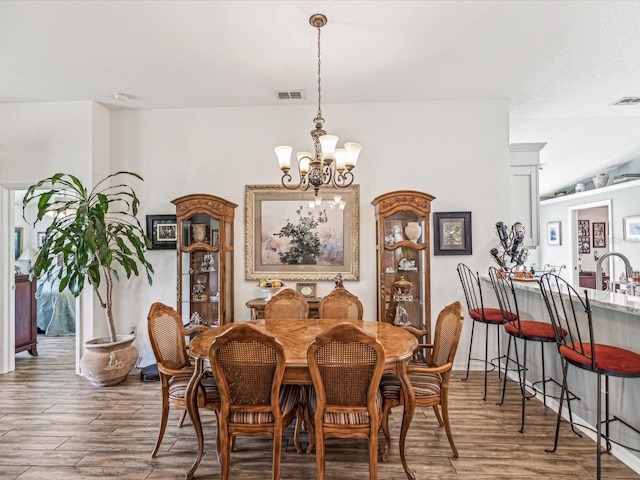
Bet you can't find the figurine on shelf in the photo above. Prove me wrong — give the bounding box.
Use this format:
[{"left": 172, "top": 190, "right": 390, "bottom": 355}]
[
  {"left": 201, "top": 253, "right": 215, "bottom": 271},
  {"left": 394, "top": 305, "right": 409, "bottom": 326},
  {"left": 393, "top": 276, "right": 413, "bottom": 302},
  {"left": 190, "top": 312, "right": 203, "bottom": 326},
  {"left": 192, "top": 279, "right": 207, "bottom": 301},
  {"left": 334, "top": 273, "right": 343, "bottom": 289}
]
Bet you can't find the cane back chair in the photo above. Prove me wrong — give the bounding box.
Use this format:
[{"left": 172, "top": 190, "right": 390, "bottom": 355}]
[
  {"left": 208, "top": 323, "right": 299, "bottom": 480},
  {"left": 146, "top": 302, "right": 219, "bottom": 457},
  {"left": 307, "top": 322, "right": 385, "bottom": 480},
  {"left": 318, "top": 287, "right": 364, "bottom": 320},
  {"left": 264, "top": 288, "right": 310, "bottom": 319},
  {"left": 380, "top": 301, "right": 464, "bottom": 460}
]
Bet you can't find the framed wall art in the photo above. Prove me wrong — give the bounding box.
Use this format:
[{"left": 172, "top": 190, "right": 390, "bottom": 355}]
[
  {"left": 146, "top": 215, "right": 177, "bottom": 250},
  {"left": 433, "top": 211, "right": 472, "bottom": 255},
  {"left": 37, "top": 232, "right": 47, "bottom": 247},
  {"left": 14, "top": 227, "right": 23, "bottom": 260},
  {"left": 547, "top": 221, "right": 561, "bottom": 246},
  {"left": 623, "top": 215, "right": 640, "bottom": 241},
  {"left": 592, "top": 222, "right": 606, "bottom": 248},
  {"left": 245, "top": 184, "right": 360, "bottom": 281}
]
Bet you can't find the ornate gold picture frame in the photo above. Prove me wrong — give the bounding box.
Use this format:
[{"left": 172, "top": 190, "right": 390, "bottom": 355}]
[{"left": 245, "top": 185, "right": 359, "bottom": 281}]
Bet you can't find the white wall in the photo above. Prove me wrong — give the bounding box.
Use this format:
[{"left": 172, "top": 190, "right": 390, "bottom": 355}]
[
  {"left": 1, "top": 98, "right": 510, "bottom": 371},
  {"left": 110, "top": 99, "right": 511, "bottom": 366}
]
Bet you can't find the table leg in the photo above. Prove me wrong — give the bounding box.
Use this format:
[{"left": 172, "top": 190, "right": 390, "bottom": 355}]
[
  {"left": 185, "top": 359, "right": 205, "bottom": 480},
  {"left": 398, "top": 360, "right": 415, "bottom": 480}
]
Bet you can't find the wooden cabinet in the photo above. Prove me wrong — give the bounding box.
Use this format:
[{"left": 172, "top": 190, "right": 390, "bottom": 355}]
[
  {"left": 372, "top": 190, "right": 435, "bottom": 343},
  {"left": 15, "top": 274, "right": 38, "bottom": 355},
  {"left": 172, "top": 194, "right": 237, "bottom": 326}
]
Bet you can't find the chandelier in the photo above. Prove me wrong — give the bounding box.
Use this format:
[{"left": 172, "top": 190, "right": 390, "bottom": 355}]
[{"left": 274, "top": 13, "right": 362, "bottom": 197}]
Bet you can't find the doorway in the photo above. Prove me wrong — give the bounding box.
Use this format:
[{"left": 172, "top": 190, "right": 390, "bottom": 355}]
[
  {"left": 569, "top": 200, "right": 612, "bottom": 288},
  {"left": 1, "top": 187, "right": 80, "bottom": 375}
]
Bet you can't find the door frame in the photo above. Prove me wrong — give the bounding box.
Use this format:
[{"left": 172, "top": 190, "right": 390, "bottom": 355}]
[{"left": 568, "top": 199, "right": 612, "bottom": 287}]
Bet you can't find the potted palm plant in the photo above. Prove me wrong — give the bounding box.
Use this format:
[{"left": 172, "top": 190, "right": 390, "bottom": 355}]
[{"left": 23, "top": 171, "right": 154, "bottom": 387}]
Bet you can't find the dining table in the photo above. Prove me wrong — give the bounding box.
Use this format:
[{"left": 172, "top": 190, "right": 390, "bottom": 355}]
[{"left": 184, "top": 318, "right": 418, "bottom": 480}]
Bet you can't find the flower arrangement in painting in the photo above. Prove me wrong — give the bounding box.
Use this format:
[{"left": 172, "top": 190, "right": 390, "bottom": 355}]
[{"left": 271, "top": 205, "right": 328, "bottom": 265}]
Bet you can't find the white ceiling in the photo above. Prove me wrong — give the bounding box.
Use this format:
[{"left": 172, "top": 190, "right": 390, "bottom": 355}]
[{"left": 2, "top": 0, "right": 640, "bottom": 196}]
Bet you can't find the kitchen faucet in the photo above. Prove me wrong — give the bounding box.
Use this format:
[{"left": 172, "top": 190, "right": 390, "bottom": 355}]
[{"left": 595, "top": 252, "right": 634, "bottom": 291}]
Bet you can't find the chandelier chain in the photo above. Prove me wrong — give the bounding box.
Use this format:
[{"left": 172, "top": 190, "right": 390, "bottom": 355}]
[{"left": 316, "top": 24, "right": 322, "bottom": 120}]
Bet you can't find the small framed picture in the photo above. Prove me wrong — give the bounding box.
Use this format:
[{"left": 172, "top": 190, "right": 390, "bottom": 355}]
[
  {"left": 146, "top": 215, "right": 177, "bottom": 250},
  {"left": 623, "top": 215, "right": 640, "bottom": 241},
  {"left": 433, "top": 212, "right": 472, "bottom": 255},
  {"left": 296, "top": 282, "right": 317, "bottom": 299},
  {"left": 37, "top": 232, "right": 47, "bottom": 247},
  {"left": 547, "top": 221, "right": 561, "bottom": 246},
  {"left": 592, "top": 222, "right": 606, "bottom": 248},
  {"left": 14, "top": 227, "right": 23, "bottom": 260}
]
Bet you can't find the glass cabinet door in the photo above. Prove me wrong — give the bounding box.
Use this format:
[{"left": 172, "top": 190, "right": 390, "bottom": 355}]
[{"left": 180, "top": 214, "right": 221, "bottom": 325}]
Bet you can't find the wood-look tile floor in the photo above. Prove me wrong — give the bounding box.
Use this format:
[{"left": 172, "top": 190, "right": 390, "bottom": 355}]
[{"left": 1, "top": 336, "right": 639, "bottom": 480}]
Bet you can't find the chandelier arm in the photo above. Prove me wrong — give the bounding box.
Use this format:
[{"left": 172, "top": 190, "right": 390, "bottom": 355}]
[{"left": 333, "top": 169, "right": 355, "bottom": 189}]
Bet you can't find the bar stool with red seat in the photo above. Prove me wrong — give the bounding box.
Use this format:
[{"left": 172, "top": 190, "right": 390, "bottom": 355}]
[
  {"left": 539, "top": 273, "right": 640, "bottom": 480},
  {"left": 489, "top": 266, "right": 572, "bottom": 433},
  {"left": 457, "top": 263, "right": 507, "bottom": 400}
]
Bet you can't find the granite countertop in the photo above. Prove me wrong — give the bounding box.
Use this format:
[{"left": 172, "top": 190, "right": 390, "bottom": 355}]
[{"left": 481, "top": 275, "right": 640, "bottom": 315}]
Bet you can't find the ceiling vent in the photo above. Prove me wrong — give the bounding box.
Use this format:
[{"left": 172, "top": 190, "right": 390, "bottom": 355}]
[
  {"left": 612, "top": 97, "right": 640, "bottom": 106},
  {"left": 276, "top": 90, "right": 304, "bottom": 100}
]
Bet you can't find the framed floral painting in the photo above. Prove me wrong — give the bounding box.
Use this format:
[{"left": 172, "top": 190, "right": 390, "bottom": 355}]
[{"left": 245, "top": 185, "right": 359, "bottom": 281}]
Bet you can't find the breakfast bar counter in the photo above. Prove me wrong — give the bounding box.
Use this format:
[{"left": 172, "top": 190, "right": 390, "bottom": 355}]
[{"left": 480, "top": 276, "right": 640, "bottom": 473}]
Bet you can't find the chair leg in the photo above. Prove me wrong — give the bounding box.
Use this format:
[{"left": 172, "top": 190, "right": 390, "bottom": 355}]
[
  {"left": 432, "top": 405, "right": 443, "bottom": 427},
  {"left": 596, "top": 373, "right": 602, "bottom": 480},
  {"left": 315, "top": 422, "right": 325, "bottom": 480},
  {"left": 483, "top": 322, "right": 489, "bottom": 400},
  {"left": 272, "top": 425, "right": 282, "bottom": 480},
  {"left": 369, "top": 421, "right": 379, "bottom": 480},
  {"left": 220, "top": 425, "right": 231, "bottom": 480},
  {"left": 442, "top": 395, "right": 459, "bottom": 458},
  {"left": 294, "top": 388, "right": 305, "bottom": 454},
  {"left": 462, "top": 320, "right": 477, "bottom": 382},
  {"left": 519, "top": 339, "right": 528, "bottom": 434},
  {"left": 151, "top": 395, "right": 170, "bottom": 457},
  {"left": 546, "top": 358, "right": 569, "bottom": 454},
  {"left": 380, "top": 403, "right": 393, "bottom": 462},
  {"left": 177, "top": 409, "right": 188, "bottom": 428},
  {"left": 497, "top": 332, "right": 514, "bottom": 406}
]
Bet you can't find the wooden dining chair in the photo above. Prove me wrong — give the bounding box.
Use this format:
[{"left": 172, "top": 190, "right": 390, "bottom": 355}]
[
  {"left": 264, "top": 288, "right": 309, "bottom": 319},
  {"left": 146, "top": 302, "right": 219, "bottom": 457},
  {"left": 380, "top": 301, "right": 464, "bottom": 460},
  {"left": 318, "top": 287, "right": 363, "bottom": 319},
  {"left": 208, "top": 323, "right": 300, "bottom": 480},
  {"left": 306, "top": 322, "right": 385, "bottom": 480}
]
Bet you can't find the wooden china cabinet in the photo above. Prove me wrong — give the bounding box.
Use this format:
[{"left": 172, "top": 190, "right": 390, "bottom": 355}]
[
  {"left": 371, "top": 190, "right": 435, "bottom": 343},
  {"left": 172, "top": 194, "right": 237, "bottom": 326}
]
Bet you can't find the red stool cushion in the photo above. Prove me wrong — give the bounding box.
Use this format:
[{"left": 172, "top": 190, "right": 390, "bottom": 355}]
[
  {"left": 505, "top": 320, "right": 562, "bottom": 341},
  {"left": 560, "top": 344, "right": 640, "bottom": 375},
  {"left": 469, "top": 308, "right": 504, "bottom": 323}
]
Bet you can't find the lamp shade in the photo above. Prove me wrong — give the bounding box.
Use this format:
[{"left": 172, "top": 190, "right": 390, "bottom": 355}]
[{"left": 18, "top": 247, "right": 39, "bottom": 262}]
